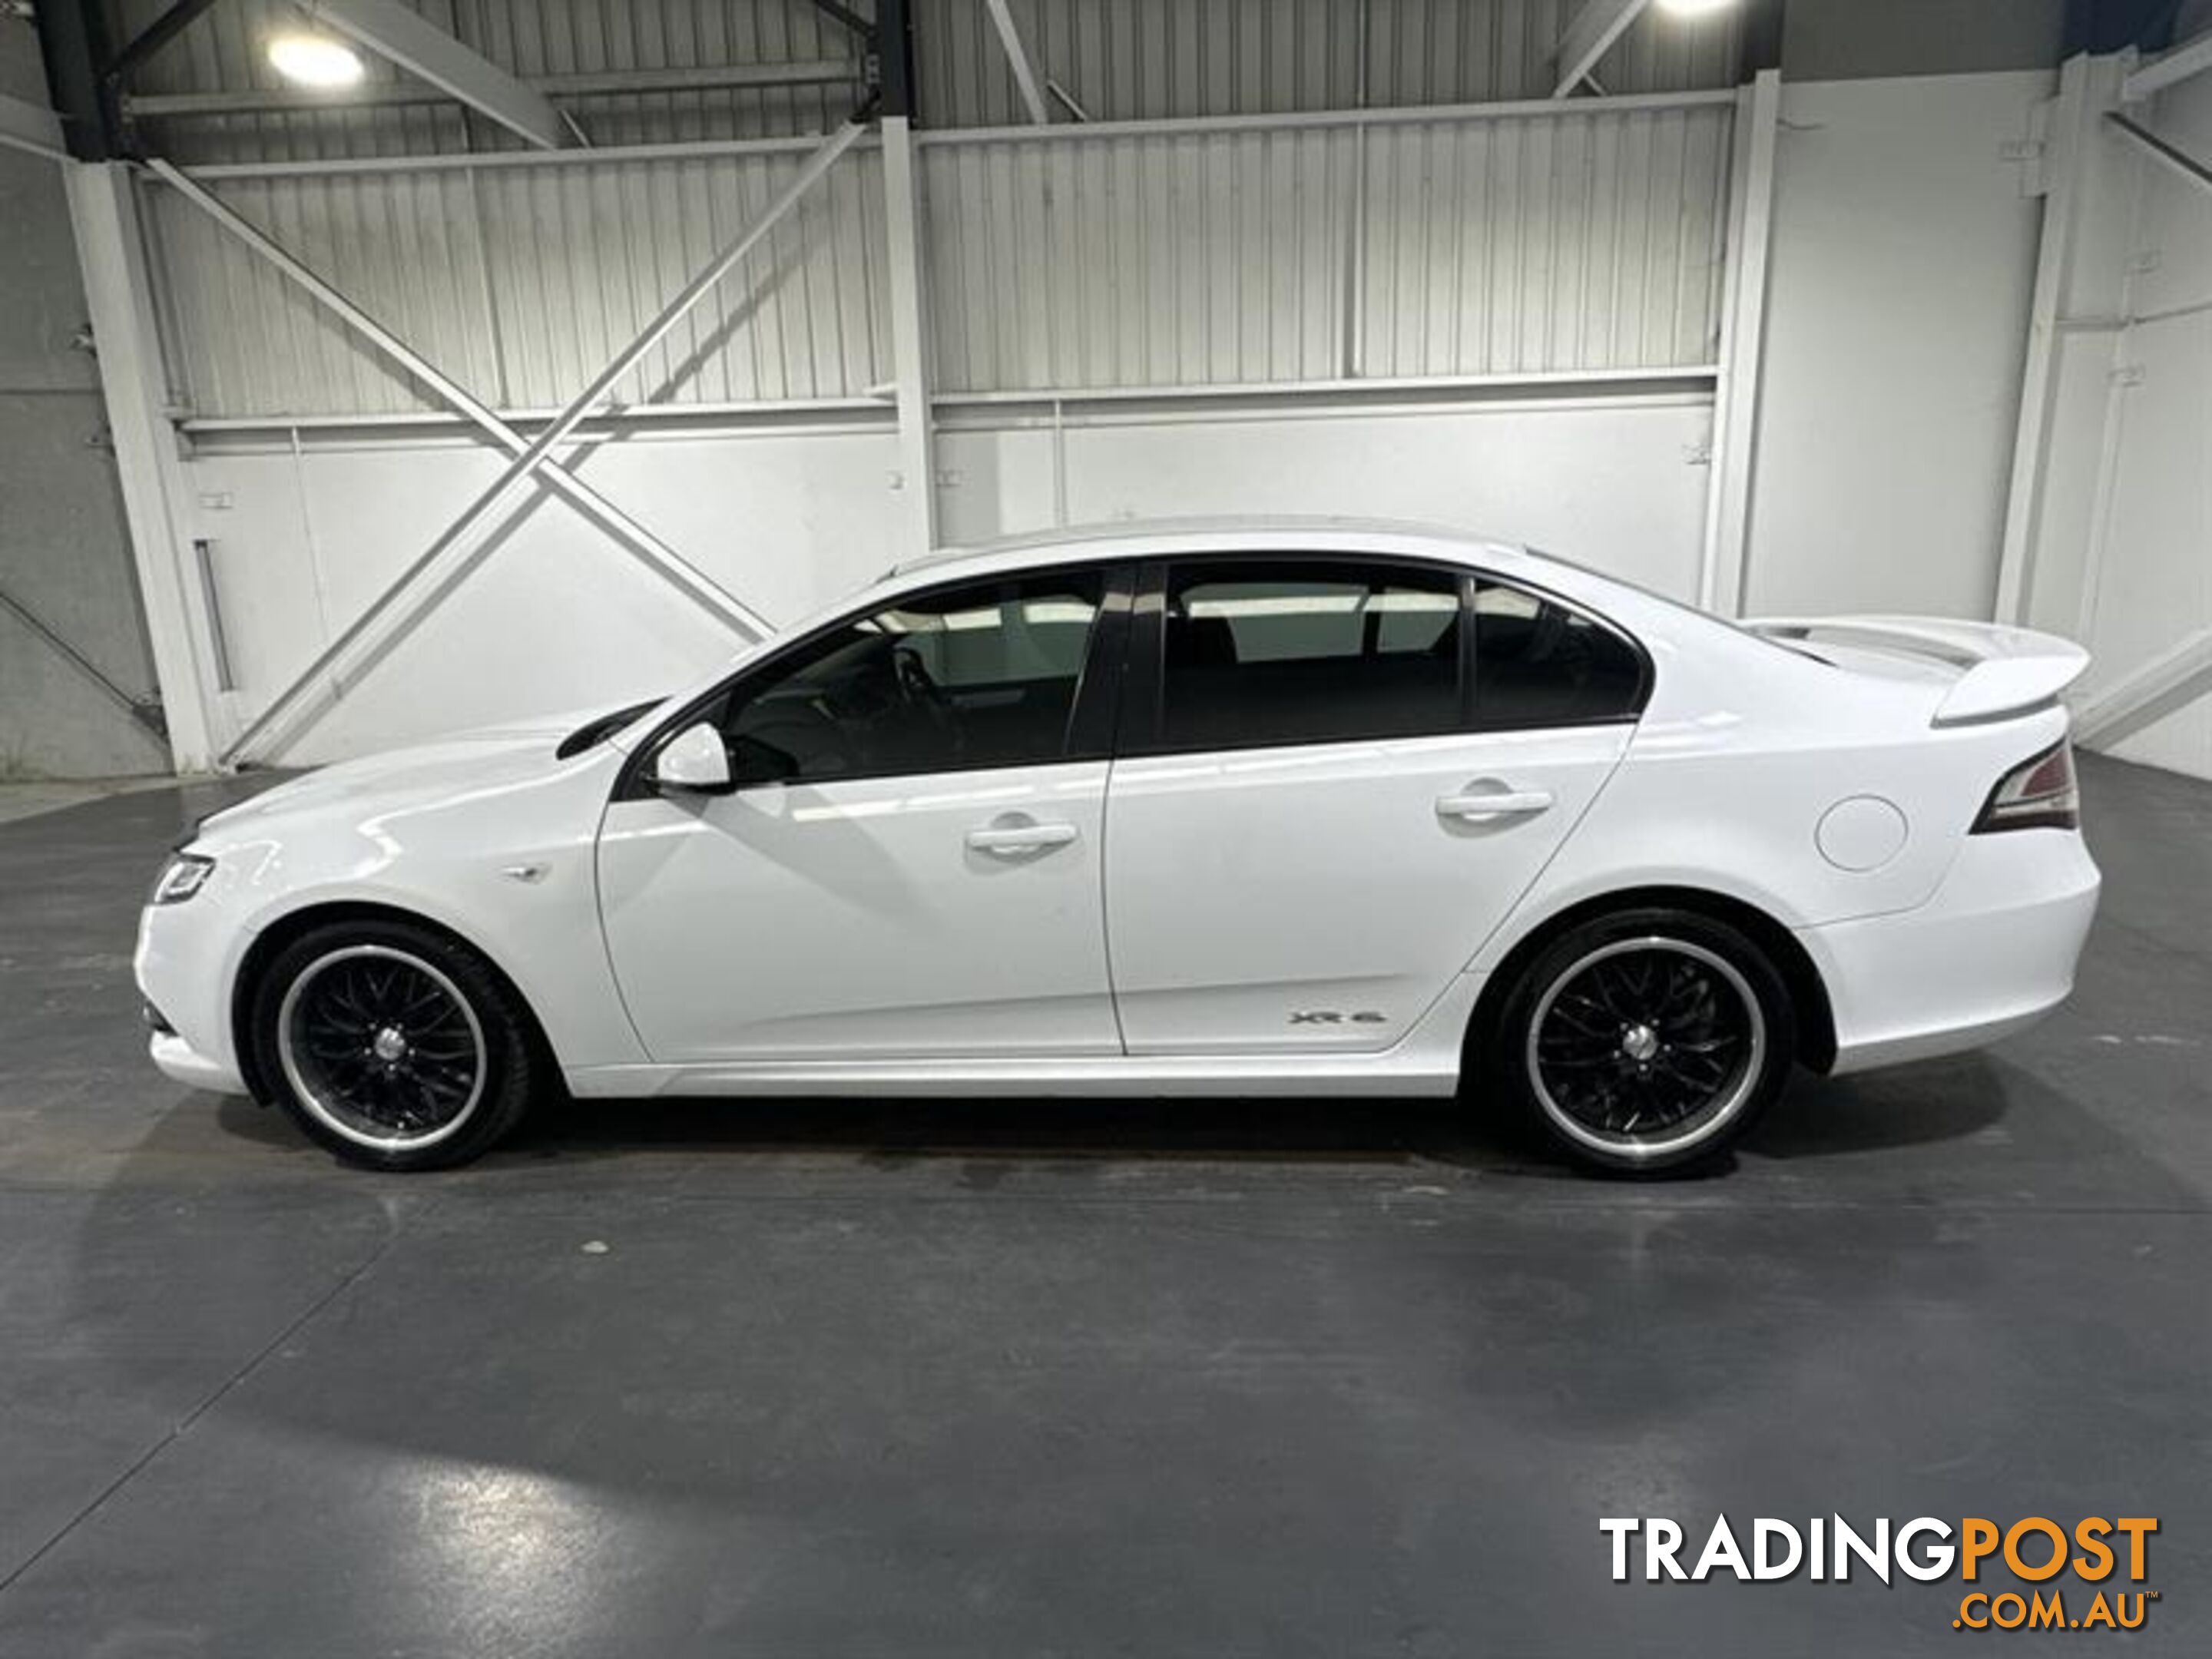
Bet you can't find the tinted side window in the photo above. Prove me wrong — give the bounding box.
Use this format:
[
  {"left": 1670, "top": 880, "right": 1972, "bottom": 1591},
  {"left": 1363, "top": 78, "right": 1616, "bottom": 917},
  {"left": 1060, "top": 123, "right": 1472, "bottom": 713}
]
[
  {"left": 1159, "top": 561, "right": 1463, "bottom": 750},
  {"left": 1472, "top": 579, "right": 1644, "bottom": 727},
  {"left": 717, "top": 571, "right": 1105, "bottom": 784}
]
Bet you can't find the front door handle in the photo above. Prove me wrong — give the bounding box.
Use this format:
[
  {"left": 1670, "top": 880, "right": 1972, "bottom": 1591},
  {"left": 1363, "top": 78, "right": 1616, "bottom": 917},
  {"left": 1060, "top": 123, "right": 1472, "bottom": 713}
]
[
  {"left": 965, "top": 817, "right": 1080, "bottom": 856},
  {"left": 1436, "top": 784, "right": 1555, "bottom": 821}
]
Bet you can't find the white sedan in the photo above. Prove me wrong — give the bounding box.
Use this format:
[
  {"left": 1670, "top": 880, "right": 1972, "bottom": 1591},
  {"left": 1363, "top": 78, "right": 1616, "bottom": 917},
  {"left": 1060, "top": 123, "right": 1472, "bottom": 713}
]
[{"left": 136, "top": 521, "right": 2101, "bottom": 1174}]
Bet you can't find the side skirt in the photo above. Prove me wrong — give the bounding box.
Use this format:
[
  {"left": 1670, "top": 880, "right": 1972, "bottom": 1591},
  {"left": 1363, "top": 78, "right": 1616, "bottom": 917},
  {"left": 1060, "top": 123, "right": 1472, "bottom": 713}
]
[{"left": 565, "top": 972, "right": 1485, "bottom": 1099}]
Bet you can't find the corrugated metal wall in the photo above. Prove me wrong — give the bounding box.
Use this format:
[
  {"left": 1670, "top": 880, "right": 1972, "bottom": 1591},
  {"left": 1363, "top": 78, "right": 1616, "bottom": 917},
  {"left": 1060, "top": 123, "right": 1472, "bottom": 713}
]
[
  {"left": 121, "top": 0, "right": 1741, "bottom": 419},
  {"left": 922, "top": 100, "right": 1732, "bottom": 395},
  {"left": 147, "top": 96, "right": 1731, "bottom": 419},
  {"left": 147, "top": 151, "right": 892, "bottom": 417}
]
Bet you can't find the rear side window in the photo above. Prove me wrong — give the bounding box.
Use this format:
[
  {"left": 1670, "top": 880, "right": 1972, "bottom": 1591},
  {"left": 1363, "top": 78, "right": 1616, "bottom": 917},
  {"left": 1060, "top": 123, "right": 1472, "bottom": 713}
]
[
  {"left": 1472, "top": 578, "right": 1645, "bottom": 728},
  {"left": 1159, "top": 561, "right": 1462, "bottom": 750}
]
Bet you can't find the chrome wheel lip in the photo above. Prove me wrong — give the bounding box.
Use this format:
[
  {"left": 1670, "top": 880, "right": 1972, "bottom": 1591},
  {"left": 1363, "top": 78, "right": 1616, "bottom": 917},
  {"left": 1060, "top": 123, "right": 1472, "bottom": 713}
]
[
  {"left": 1525, "top": 935, "right": 1767, "bottom": 1162},
  {"left": 276, "top": 944, "right": 487, "bottom": 1154}
]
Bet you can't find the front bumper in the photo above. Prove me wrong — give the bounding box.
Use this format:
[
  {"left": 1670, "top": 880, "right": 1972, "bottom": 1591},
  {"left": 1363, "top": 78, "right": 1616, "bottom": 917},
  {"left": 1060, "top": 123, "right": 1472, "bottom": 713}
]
[
  {"left": 147, "top": 1028, "right": 247, "bottom": 1093},
  {"left": 1806, "top": 828, "right": 2101, "bottom": 1075},
  {"left": 134, "top": 887, "right": 253, "bottom": 1097}
]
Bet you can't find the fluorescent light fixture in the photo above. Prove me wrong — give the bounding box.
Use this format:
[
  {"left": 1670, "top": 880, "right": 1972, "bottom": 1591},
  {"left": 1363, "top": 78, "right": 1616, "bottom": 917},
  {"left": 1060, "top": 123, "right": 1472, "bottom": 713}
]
[
  {"left": 1654, "top": 0, "right": 1739, "bottom": 16},
  {"left": 267, "top": 31, "right": 366, "bottom": 88}
]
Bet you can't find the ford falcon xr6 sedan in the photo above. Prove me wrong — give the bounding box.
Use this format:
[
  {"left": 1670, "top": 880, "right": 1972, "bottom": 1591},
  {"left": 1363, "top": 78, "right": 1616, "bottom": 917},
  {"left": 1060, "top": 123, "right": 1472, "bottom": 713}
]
[{"left": 137, "top": 520, "right": 2101, "bottom": 1174}]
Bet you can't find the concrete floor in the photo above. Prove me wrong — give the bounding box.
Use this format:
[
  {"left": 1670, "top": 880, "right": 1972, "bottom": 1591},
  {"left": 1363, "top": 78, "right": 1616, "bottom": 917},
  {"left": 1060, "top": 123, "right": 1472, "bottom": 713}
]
[
  {"left": 0, "top": 754, "right": 2204, "bottom": 1656},
  {"left": 0, "top": 776, "right": 175, "bottom": 828}
]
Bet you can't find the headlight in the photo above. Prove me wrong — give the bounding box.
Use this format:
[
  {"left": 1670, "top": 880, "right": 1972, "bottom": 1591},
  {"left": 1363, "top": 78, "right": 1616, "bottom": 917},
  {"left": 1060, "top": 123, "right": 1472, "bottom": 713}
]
[{"left": 151, "top": 852, "right": 216, "bottom": 906}]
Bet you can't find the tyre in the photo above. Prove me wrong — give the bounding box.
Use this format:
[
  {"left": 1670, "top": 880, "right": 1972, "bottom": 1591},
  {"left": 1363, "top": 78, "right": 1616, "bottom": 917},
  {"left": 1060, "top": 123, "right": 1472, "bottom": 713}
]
[
  {"left": 250, "top": 918, "right": 540, "bottom": 1171},
  {"left": 1488, "top": 907, "right": 1795, "bottom": 1175}
]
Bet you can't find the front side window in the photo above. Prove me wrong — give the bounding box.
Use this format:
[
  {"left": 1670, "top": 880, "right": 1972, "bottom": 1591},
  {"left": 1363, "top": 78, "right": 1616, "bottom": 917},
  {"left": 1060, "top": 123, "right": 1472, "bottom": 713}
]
[
  {"left": 714, "top": 569, "right": 1107, "bottom": 785},
  {"left": 1158, "top": 561, "right": 1464, "bottom": 750},
  {"left": 1472, "top": 578, "right": 1646, "bottom": 727}
]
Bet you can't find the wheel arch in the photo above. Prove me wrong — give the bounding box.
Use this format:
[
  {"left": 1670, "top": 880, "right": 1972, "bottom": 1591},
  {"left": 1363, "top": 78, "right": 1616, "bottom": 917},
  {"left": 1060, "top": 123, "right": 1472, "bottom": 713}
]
[
  {"left": 1465, "top": 885, "right": 1839, "bottom": 1079},
  {"left": 231, "top": 900, "right": 558, "bottom": 1103}
]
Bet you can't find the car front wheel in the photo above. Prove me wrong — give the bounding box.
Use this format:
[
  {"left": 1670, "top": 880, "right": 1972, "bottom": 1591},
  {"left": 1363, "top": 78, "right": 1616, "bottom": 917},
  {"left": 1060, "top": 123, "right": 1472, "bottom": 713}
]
[
  {"left": 250, "top": 918, "right": 539, "bottom": 1171},
  {"left": 1491, "top": 907, "right": 1795, "bottom": 1175}
]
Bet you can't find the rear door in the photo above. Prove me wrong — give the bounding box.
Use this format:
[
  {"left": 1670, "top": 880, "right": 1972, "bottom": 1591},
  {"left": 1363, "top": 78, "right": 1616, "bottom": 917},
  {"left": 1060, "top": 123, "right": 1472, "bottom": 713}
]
[{"left": 1102, "top": 557, "right": 1644, "bottom": 1055}]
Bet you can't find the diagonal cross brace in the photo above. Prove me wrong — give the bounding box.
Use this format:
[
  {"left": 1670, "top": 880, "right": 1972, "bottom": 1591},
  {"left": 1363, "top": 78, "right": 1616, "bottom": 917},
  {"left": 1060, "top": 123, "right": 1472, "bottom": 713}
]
[
  {"left": 982, "top": 0, "right": 1049, "bottom": 124},
  {"left": 146, "top": 157, "right": 767, "bottom": 646},
  {"left": 0, "top": 581, "right": 168, "bottom": 740},
  {"left": 167, "top": 121, "right": 863, "bottom": 767}
]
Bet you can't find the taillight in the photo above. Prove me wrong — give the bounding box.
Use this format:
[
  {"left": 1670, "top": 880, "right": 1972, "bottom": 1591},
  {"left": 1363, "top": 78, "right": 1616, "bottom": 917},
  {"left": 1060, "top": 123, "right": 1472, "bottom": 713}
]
[{"left": 1972, "top": 739, "right": 2079, "bottom": 833}]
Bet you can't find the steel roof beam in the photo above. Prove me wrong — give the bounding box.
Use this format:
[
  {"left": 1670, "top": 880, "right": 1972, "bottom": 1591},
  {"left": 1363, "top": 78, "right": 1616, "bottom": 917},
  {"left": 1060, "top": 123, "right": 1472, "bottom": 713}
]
[
  {"left": 983, "top": 0, "right": 1050, "bottom": 124},
  {"left": 1552, "top": 0, "right": 1654, "bottom": 98},
  {"left": 800, "top": 0, "right": 876, "bottom": 41},
  {"left": 0, "top": 91, "right": 65, "bottom": 161},
  {"left": 126, "top": 58, "right": 864, "bottom": 120},
  {"left": 313, "top": 0, "right": 568, "bottom": 149},
  {"left": 2122, "top": 25, "right": 2212, "bottom": 102},
  {"left": 2105, "top": 111, "right": 2212, "bottom": 195},
  {"left": 105, "top": 0, "right": 224, "bottom": 87}
]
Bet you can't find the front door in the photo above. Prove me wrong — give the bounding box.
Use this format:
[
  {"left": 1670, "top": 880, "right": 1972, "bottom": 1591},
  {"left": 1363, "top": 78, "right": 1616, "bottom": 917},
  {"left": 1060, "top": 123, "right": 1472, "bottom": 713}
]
[
  {"left": 598, "top": 565, "right": 1128, "bottom": 1063},
  {"left": 1104, "top": 558, "right": 1644, "bottom": 1055}
]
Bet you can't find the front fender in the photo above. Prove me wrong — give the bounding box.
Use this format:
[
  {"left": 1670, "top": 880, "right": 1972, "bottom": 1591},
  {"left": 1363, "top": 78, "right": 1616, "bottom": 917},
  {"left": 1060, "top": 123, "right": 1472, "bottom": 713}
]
[{"left": 185, "top": 749, "right": 647, "bottom": 1076}]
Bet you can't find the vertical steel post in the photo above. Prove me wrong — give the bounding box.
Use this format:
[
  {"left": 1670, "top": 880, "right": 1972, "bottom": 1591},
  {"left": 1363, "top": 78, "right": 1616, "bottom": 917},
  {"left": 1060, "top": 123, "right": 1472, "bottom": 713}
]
[
  {"left": 65, "top": 162, "right": 225, "bottom": 770},
  {"left": 1996, "top": 55, "right": 2094, "bottom": 626},
  {"left": 1697, "top": 68, "right": 1780, "bottom": 618},
  {"left": 881, "top": 116, "right": 938, "bottom": 564},
  {"left": 876, "top": 0, "right": 936, "bottom": 563}
]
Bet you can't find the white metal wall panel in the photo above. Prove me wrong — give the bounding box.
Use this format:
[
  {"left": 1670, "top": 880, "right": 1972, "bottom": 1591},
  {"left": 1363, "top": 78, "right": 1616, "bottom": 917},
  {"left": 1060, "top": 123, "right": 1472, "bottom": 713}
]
[
  {"left": 1358, "top": 103, "right": 1732, "bottom": 376},
  {"left": 149, "top": 170, "right": 503, "bottom": 416},
  {"left": 180, "top": 392, "right": 1714, "bottom": 763},
  {"left": 473, "top": 151, "right": 888, "bottom": 407},
  {"left": 920, "top": 101, "right": 1732, "bottom": 396},
  {"left": 922, "top": 127, "right": 1354, "bottom": 392},
  {"left": 146, "top": 152, "right": 892, "bottom": 419}
]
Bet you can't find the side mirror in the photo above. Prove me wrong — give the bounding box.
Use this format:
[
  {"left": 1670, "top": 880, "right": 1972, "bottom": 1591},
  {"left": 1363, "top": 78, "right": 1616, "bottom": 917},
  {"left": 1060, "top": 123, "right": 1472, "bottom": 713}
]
[{"left": 651, "top": 721, "right": 734, "bottom": 794}]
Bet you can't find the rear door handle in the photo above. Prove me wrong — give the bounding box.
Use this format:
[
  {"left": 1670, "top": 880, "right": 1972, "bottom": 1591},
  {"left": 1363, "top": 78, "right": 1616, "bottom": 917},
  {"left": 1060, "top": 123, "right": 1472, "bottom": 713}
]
[
  {"left": 965, "top": 818, "right": 1080, "bottom": 856},
  {"left": 1436, "top": 786, "right": 1554, "bottom": 821}
]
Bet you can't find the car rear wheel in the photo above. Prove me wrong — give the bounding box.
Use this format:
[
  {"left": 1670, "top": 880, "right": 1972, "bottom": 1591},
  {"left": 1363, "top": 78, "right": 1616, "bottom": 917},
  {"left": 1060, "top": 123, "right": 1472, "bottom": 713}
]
[
  {"left": 251, "top": 919, "right": 538, "bottom": 1171},
  {"left": 1491, "top": 908, "right": 1795, "bottom": 1174}
]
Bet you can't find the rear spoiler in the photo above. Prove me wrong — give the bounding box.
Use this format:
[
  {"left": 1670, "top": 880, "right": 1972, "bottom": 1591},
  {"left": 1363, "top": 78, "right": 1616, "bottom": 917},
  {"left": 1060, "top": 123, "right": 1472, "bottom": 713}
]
[{"left": 1741, "top": 614, "right": 2090, "bottom": 727}]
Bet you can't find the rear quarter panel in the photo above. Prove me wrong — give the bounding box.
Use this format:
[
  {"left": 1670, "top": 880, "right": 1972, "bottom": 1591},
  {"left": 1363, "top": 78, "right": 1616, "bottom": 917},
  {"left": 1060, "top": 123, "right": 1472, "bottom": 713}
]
[{"left": 1470, "top": 608, "right": 2071, "bottom": 969}]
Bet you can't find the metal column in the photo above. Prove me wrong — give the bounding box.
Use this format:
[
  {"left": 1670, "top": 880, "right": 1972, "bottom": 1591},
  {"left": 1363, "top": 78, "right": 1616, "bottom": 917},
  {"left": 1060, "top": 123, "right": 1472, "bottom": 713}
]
[
  {"left": 64, "top": 162, "right": 226, "bottom": 770},
  {"left": 876, "top": 0, "right": 937, "bottom": 564},
  {"left": 1697, "top": 68, "right": 1779, "bottom": 618}
]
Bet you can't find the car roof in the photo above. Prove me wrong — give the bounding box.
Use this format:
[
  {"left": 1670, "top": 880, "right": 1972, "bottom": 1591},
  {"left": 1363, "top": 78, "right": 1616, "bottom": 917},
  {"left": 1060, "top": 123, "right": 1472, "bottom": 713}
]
[{"left": 886, "top": 516, "right": 1536, "bottom": 584}]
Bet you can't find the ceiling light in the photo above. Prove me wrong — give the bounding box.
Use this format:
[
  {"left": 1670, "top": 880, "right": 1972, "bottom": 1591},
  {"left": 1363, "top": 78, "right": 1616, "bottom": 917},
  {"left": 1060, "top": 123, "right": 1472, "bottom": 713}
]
[
  {"left": 267, "top": 31, "right": 366, "bottom": 89},
  {"left": 1654, "top": 0, "right": 1740, "bottom": 17}
]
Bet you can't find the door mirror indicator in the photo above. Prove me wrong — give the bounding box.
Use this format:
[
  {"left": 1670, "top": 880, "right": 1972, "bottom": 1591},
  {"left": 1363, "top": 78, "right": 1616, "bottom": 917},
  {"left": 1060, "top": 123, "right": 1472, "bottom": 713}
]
[{"left": 651, "top": 722, "right": 736, "bottom": 794}]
